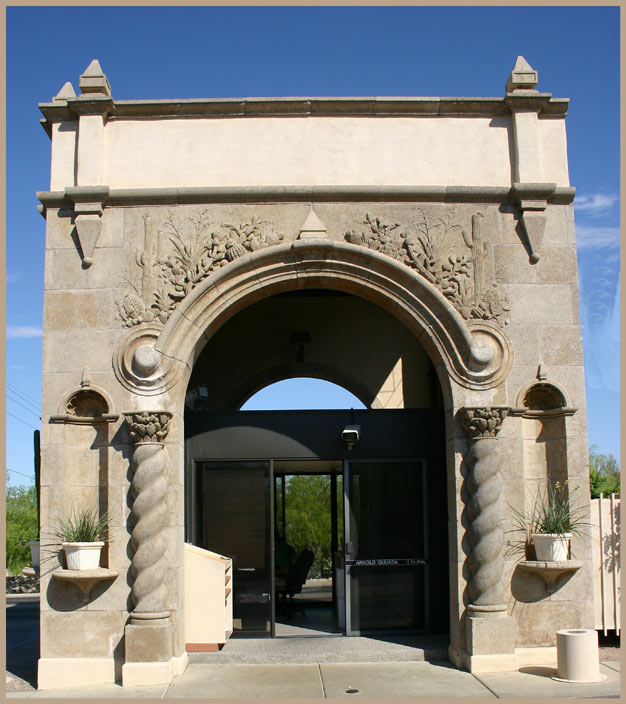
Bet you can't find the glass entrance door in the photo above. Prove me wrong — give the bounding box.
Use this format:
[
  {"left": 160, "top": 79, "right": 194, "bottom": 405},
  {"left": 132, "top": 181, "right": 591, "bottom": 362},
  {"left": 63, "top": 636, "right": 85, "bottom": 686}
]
[
  {"left": 344, "top": 460, "right": 429, "bottom": 635},
  {"left": 194, "top": 461, "right": 272, "bottom": 636}
]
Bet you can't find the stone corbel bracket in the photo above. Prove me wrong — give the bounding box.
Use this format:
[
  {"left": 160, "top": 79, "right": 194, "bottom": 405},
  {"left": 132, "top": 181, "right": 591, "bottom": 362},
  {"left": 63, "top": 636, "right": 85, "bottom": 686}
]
[
  {"left": 511, "top": 183, "right": 573, "bottom": 265},
  {"left": 65, "top": 185, "right": 110, "bottom": 267}
]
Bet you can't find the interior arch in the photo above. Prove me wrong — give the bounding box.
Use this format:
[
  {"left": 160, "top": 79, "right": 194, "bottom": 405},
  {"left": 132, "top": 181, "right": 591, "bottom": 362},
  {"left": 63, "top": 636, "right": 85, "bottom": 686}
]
[
  {"left": 239, "top": 377, "right": 368, "bottom": 411},
  {"left": 185, "top": 289, "right": 444, "bottom": 413}
]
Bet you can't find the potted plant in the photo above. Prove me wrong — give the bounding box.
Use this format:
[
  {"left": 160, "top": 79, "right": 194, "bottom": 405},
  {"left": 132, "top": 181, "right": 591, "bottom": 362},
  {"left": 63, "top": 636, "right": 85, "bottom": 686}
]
[
  {"left": 54, "top": 507, "right": 109, "bottom": 571},
  {"left": 27, "top": 539, "right": 40, "bottom": 570},
  {"left": 510, "top": 481, "right": 589, "bottom": 561}
]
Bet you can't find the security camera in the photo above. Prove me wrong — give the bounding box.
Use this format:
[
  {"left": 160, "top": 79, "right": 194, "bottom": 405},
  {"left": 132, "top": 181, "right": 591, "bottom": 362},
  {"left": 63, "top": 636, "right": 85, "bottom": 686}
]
[{"left": 342, "top": 425, "right": 361, "bottom": 450}]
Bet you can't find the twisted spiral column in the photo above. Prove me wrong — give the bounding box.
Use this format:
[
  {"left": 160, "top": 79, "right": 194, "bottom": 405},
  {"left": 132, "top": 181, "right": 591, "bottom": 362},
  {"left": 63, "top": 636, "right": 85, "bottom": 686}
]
[
  {"left": 124, "top": 411, "right": 172, "bottom": 621},
  {"left": 460, "top": 406, "right": 509, "bottom": 615}
]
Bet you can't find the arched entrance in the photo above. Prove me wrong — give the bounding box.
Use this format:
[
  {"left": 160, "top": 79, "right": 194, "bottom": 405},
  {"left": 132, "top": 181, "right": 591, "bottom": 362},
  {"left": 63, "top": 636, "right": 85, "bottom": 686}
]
[
  {"left": 113, "top": 240, "right": 514, "bottom": 670},
  {"left": 182, "top": 287, "right": 450, "bottom": 643}
]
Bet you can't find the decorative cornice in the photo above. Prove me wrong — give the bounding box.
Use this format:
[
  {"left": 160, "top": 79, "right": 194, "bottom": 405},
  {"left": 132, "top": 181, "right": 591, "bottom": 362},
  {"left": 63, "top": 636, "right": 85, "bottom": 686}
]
[
  {"left": 460, "top": 406, "right": 509, "bottom": 439},
  {"left": 38, "top": 95, "right": 569, "bottom": 132},
  {"left": 36, "top": 184, "right": 576, "bottom": 215},
  {"left": 65, "top": 185, "right": 110, "bottom": 207},
  {"left": 67, "top": 96, "right": 115, "bottom": 118},
  {"left": 124, "top": 411, "right": 172, "bottom": 443}
]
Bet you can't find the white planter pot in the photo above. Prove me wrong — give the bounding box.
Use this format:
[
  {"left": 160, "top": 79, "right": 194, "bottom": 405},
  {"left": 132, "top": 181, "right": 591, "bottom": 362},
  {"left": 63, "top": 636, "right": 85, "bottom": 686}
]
[
  {"left": 28, "top": 540, "right": 40, "bottom": 569},
  {"left": 62, "top": 542, "right": 104, "bottom": 570},
  {"left": 532, "top": 533, "right": 571, "bottom": 561}
]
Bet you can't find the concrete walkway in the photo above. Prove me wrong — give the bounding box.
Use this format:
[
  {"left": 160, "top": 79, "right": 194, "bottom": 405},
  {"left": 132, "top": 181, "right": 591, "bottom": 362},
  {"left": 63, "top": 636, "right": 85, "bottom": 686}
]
[
  {"left": 6, "top": 659, "right": 621, "bottom": 699},
  {"left": 6, "top": 597, "right": 621, "bottom": 699}
]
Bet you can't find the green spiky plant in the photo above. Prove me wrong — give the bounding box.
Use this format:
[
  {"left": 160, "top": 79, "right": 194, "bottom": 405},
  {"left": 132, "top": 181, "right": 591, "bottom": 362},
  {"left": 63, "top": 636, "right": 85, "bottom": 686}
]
[
  {"left": 527, "top": 481, "right": 589, "bottom": 536},
  {"left": 54, "top": 507, "right": 110, "bottom": 543},
  {"left": 507, "top": 481, "right": 590, "bottom": 559}
]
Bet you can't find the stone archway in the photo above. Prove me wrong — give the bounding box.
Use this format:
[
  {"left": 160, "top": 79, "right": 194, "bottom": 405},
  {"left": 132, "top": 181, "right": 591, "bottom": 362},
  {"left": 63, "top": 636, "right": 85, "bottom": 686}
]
[
  {"left": 37, "top": 60, "right": 594, "bottom": 690},
  {"left": 117, "top": 240, "right": 512, "bottom": 404},
  {"left": 114, "top": 239, "right": 515, "bottom": 682}
]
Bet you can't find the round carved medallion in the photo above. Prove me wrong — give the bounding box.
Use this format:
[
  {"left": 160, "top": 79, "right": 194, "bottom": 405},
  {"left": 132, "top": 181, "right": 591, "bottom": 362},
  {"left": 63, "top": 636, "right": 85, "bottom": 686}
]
[{"left": 113, "top": 326, "right": 178, "bottom": 395}]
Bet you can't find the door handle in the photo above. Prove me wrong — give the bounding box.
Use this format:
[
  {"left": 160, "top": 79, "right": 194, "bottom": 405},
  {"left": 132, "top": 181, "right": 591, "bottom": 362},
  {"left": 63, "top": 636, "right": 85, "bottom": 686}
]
[{"left": 345, "top": 541, "right": 352, "bottom": 556}]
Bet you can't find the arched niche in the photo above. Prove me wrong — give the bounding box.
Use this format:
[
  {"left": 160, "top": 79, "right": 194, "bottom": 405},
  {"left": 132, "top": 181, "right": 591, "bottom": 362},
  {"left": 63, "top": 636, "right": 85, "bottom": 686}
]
[
  {"left": 46, "top": 383, "right": 118, "bottom": 569},
  {"left": 52, "top": 384, "right": 117, "bottom": 424},
  {"left": 513, "top": 379, "right": 577, "bottom": 510}
]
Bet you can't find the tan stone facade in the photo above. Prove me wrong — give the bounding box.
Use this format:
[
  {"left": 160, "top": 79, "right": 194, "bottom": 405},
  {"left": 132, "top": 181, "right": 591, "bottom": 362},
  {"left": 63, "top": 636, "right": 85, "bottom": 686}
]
[{"left": 36, "top": 57, "right": 593, "bottom": 688}]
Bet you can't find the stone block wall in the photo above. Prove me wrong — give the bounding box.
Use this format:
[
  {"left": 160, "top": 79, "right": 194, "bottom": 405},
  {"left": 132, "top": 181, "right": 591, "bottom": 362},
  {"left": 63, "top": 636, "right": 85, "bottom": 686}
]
[{"left": 36, "top": 57, "right": 592, "bottom": 686}]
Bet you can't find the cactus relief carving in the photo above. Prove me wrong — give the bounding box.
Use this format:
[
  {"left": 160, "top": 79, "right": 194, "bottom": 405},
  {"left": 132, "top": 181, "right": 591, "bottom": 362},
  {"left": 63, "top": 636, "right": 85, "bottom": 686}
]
[
  {"left": 345, "top": 210, "right": 509, "bottom": 326},
  {"left": 117, "top": 211, "right": 285, "bottom": 326}
]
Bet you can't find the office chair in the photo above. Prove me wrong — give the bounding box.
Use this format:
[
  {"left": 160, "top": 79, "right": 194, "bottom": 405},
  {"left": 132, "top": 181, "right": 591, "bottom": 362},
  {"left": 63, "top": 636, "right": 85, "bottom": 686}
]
[{"left": 275, "top": 548, "right": 315, "bottom": 618}]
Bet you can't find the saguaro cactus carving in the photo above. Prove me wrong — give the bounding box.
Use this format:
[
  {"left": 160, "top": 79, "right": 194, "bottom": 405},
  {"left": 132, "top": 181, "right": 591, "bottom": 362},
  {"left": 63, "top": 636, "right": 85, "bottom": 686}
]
[
  {"left": 124, "top": 411, "right": 172, "bottom": 618},
  {"left": 460, "top": 406, "right": 509, "bottom": 612}
]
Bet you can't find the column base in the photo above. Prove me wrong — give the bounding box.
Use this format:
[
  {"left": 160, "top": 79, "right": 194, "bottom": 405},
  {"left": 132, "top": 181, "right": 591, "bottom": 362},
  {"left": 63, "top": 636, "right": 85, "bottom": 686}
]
[
  {"left": 449, "top": 645, "right": 518, "bottom": 673},
  {"left": 125, "top": 618, "right": 172, "bottom": 663},
  {"left": 38, "top": 657, "right": 118, "bottom": 689},
  {"left": 122, "top": 660, "right": 171, "bottom": 687},
  {"left": 173, "top": 650, "right": 189, "bottom": 677},
  {"left": 122, "top": 651, "right": 187, "bottom": 687},
  {"left": 466, "top": 652, "right": 519, "bottom": 673},
  {"left": 460, "top": 612, "right": 517, "bottom": 673},
  {"left": 515, "top": 646, "right": 557, "bottom": 667}
]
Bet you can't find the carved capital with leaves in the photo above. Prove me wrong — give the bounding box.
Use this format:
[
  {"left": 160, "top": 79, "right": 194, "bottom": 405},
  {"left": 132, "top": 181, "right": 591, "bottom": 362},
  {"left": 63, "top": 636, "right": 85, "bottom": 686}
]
[
  {"left": 460, "top": 406, "right": 509, "bottom": 439},
  {"left": 124, "top": 411, "right": 172, "bottom": 444}
]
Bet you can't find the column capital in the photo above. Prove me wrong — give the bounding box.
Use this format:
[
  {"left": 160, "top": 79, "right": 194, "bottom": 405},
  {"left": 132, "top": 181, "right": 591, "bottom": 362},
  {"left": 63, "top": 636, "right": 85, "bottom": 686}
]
[
  {"left": 124, "top": 411, "right": 172, "bottom": 444},
  {"left": 460, "top": 406, "right": 509, "bottom": 439}
]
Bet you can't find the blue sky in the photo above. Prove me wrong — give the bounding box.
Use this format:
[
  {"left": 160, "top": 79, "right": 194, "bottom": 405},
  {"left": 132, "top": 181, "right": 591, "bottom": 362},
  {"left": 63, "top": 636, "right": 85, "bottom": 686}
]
[{"left": 6, "top": 6, "right": 620, "bottom": 485}]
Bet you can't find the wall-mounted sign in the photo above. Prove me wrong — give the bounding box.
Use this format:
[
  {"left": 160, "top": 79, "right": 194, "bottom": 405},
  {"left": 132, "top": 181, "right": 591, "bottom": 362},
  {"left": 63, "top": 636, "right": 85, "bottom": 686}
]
[{"left": 346, "top": 558, "right": 427, "bottom": 567}]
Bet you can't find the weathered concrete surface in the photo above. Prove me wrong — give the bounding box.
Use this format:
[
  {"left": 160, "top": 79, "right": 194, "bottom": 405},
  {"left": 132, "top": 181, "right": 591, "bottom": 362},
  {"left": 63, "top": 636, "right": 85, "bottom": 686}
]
[
  {"left": 6, "top": 661, "right": 621, "bottom": 699},
  {"left": 36, "top": 56, "right": 593, "bottom": 688}
]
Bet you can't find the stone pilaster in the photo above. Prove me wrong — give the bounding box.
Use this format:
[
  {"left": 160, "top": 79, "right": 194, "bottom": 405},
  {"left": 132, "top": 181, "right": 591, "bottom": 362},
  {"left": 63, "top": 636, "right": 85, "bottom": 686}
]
[
  {"left": 459, "top": 406, "right": 517, "bottom": 673},
  {"left": 122, "top": 411, "right": 174, "bottom": 686}
]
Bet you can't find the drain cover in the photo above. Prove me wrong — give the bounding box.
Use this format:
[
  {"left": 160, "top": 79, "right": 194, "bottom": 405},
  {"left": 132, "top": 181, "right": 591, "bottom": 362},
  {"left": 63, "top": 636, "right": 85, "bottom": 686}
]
[{"left": 345, "top": 688, "right": 359, "bottom": 694}]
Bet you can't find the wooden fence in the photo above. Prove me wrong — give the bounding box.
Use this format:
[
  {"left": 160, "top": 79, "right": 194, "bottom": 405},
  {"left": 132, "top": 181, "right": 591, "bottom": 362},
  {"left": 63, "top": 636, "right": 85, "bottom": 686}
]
[{"left": 591, "top": 494, "right": 620, "bottom": 635}]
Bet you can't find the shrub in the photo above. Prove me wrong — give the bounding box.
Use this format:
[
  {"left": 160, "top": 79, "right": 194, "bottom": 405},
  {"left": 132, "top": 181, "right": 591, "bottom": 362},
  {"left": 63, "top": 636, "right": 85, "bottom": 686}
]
[
  {"left": 589, "top": 445, "right": 620, "bottom": 499},
  {"left": 6, "top": 485, "right": 38, "bottom": 575}
]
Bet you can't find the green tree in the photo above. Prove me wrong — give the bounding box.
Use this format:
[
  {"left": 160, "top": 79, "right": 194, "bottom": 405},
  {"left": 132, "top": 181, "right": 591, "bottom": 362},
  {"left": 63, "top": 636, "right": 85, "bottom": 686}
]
[
  {"left": 589, "top": 445, "right": 620, "bottom": 499},
  {"left": 6, "top": 484, "right": 38, "bottom": 575},
  {"left": 282, "top": 475, "right": 343, "bottom": 577}
]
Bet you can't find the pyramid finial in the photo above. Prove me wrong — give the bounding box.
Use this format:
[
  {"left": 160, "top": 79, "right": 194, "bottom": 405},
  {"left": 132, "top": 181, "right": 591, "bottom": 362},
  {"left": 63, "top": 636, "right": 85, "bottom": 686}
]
[
  {"left": 53, "top": 81, "right": 76, "bottom": 102},
  {"left": 79, "top": 59, "right": 111, "bottom": 97},
  {"left": 80, "top": 366, "right": 92, "bottom": 387},
  {"left": 505, "top": 56, "right": 538, "bottom": 93},
  {"left": 298, "top": 206, "right": 328, "bottom": 240}
]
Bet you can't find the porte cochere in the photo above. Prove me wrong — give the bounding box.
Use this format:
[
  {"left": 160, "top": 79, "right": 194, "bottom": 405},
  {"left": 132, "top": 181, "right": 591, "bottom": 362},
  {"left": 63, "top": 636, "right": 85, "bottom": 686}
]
[{"left": 35, "top": 57, "right": 593, "bottom": 688}]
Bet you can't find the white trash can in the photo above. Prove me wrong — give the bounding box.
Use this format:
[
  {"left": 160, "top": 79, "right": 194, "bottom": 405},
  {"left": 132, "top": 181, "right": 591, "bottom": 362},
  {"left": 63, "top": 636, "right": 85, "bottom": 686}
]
[{"left": 552, "top": 629, "right": 607, "bottom": 683}]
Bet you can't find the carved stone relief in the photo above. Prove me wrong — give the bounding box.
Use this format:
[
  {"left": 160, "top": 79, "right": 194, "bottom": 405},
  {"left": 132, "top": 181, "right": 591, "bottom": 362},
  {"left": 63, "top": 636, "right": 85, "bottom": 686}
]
[
  {"left": 114, "top": 325, "right": 177, "bottom": 396},
  {"left": 345, "top": 210, "right": 509, "bottom": 326},
  {"left": 116, "top": 206, "right": 509, "bottom": 330},
  {"left": 66, "top": 389, "right": 109, "bottom": 418},
  {"left": 460, "top": 406, "right": 509, "bottom": 438},
  {"left": 117, "top": 211, "right": 285, "bottom": 326}
]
